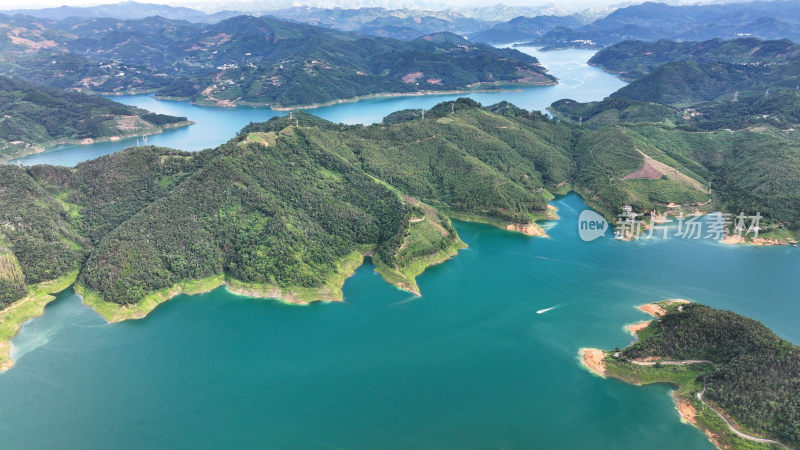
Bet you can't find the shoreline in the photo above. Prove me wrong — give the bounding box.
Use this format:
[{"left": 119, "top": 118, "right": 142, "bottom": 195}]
[
  {"left": 625, "top": 320, "right": 653, "bottom": 336},
  {"left": 155, "top": 80, "right": 556, "bottom": 111},
  {"left": 447, "top": 212, "right": 551, "bottom": 238},
  {"left": 638, "top": 299, "right": 690, "bottom": 317},
  {"left": 720, "top": 234, "right": 798, "bottom": 247},
  {"left": 75, "top": 241, "right": 464, "bottom": 325},
  {"left": 580, "top": 348, "right": 607, "bottom": 376},
  {"left": 2, "top": 120, "right": 194, "bottom": 164},
  {"left": 0, "top": 272, "right": 78, "bottom": 372}
]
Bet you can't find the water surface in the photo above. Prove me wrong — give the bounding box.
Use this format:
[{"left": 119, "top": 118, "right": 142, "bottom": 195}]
[
  {"left": 3, "top": 193, "right": 797, "bottom": 448},
  {"left": 13, "top": 48, "right": 625, "bottom": 166}
]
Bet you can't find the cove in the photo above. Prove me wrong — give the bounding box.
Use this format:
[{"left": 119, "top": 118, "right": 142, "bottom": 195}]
[
  {"left": 12, "top": 47, "right": 626, "bottom": 167},
  {"left": 2, "top": 193, "right": 798, "bottom": 448}
]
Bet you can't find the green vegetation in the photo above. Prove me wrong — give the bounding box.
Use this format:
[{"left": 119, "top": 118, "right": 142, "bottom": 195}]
[
  {"left": 595, "top": 302, "right": 799, "bottom": 448},
  {"left": 0, "top": 76, "right": 189, "bottom": 161},
  {"left": 0, "top": 14, "right": 554, "bottom": 109},
  {"left": 2, "top": 97, "right": 798, "bottom": 326},
  {"left": 76, "top": 274, "right": 225, "bottom": 323},
  {"left": 589, "top": 38, "right": 800, "bottom": 81}
]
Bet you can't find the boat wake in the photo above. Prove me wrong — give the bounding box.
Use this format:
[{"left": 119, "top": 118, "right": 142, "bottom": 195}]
[{"left": 536, "top": 305, "right": 559, "bottom": 314}]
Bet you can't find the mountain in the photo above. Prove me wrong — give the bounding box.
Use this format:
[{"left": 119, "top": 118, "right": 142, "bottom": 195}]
[
  {"left": 1, "top": 2, "right": 241, "bottom": 23},
  {"left": 554, "top": 38, "right": 800, "bottom": 129},
  {"left": 609, "top": 58, "right": 800, "bottom": 105},
  {"left": 510, "top": 1, "right": 800, "bottom": 50},
  {"left": 0, "top": 14, "right": 554, "bottom": 108},
  {"left": 265, "top": 7, "right": 492, "bottom": 41},
  {"left": 590, "top": 37, "right": 800, "bottom": 81},
  {"left": 0, "top": 76, "right": 190, "bottom": 162},
  {"left": 457, "top": 5, "right": 604, "bottom": 23},
  {"left": 6, "top": 96, "right": 799, "bottom": 314},
  {"left": 468, "top": 15, "right": 585, "bottom": 44}
]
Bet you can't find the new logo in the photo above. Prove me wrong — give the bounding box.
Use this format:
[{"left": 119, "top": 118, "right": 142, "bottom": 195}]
[{"left": 578, "top": 210, "right": 608, "bottom": 241}]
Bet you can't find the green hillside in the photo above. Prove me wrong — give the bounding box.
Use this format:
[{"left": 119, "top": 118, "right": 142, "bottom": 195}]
[
  {"left": 590, "top": 38, "right": 800, "bottom": 81},
  {"left": 0, "top": 76, "right": 189, "bottom": 161},
  {"left": 7, "top": 98, "right": 798, "bottom": 312},
  {"left": 598, "top": 302, "right": 800, "bottom": 448}
]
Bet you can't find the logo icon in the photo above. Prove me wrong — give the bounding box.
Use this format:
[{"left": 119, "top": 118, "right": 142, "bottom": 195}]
[{"left": 578, "top": 210, "right": 608, "bottom": 241}]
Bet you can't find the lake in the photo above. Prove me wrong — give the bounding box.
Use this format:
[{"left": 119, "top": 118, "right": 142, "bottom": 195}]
[
  {"left": 12, "top": 47, "right": 625, "bottom": 166},
  {"left": 3, "top": 47, "right": 797, "bottom": 449},
  {"left": 2, "top": 193, "right": 799, "bottom": 448}
]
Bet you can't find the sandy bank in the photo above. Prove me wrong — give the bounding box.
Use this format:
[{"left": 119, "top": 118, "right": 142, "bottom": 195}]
[
  {"left": 674, "top": 392, "right": 698, "bottom": 426},
  {"left": 505, "top": 222, "right": 547, "bottom": 236},
  {"left": 721, "top": 235, "right": 795, "bottom": 246},
  {"left": 638, "top": 299, "right": 690, "bottom": 317},
  {"left": 625, "top": 320, "right": 653, "bottom": 336},
  {"left": 580, "top": 348, "right": 607, "bottom": 376}
]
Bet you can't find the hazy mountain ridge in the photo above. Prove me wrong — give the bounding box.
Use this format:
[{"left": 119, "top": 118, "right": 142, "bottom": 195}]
[{"left": 473, "top": 1, "right": 800, "bottom": 47}]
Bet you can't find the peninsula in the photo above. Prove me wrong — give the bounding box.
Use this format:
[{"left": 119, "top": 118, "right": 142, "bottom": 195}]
[
  {"left": 582, "top": 300, "right": 799, "bottom": 449},
  {"left": 0, "top": 76, "right": 191, "bottom": 162}
]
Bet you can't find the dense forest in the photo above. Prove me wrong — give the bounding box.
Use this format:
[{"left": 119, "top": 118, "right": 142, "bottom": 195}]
[
  {"left": 0, "top": 14, "right": 554, "bottom": 108},
  {"left": 2, "top": 98, "right": 797, "bottom": 310},
  {"left": 621, "top": 303, "right": 800, "bottom": 446},
  {"left": 0, "top": 76, "right": 188, "bottom": 161}
]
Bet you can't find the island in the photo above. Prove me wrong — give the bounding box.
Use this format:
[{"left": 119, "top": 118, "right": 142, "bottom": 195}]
[{"left": 582, "top": 300, "right": 799, "bottom": 449}]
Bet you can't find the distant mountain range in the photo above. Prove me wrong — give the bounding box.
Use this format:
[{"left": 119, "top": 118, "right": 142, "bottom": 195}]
[
  {"left": 0, "top": 14, "right": 554, "bottom": 109},
  {"left": 468, "top": 15, "right": 587, "bottom": 44},
  {"left": 472, "top": 1, "right": 800, "bottom": 47},
  {"left": 265, "top": 7, "right": 492, "bottom": 41},
  {"left": 5, "top": 1, "right": 800, "bottom": 47},
  {"left": 1, "top": 2, "right": 496, "bottom": 40},
  {"left": 1, "top": 1, "right": 240, "bottom": 23}
]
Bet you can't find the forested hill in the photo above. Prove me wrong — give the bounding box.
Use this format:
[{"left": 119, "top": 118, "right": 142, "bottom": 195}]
[
  {"left": 0, "top": 76, "right": 189, "bottom": 162},
  {"left": 552, "top": 37, "right": 800, "bottom": 132},
  {"left": 0, "top": 14, "right": 554, "bottom": 108},
  {"left": 2, "top": 99, "right": 797, "bottom": 313},
  {"left": 589, "top": 38, "right": 800, "bottom": 81},
  {"left": 617, "top": 303, "right": 800, "bottom": 447},
  {"left": 587, "top": 38, "right": 800, "bottom": 106}
]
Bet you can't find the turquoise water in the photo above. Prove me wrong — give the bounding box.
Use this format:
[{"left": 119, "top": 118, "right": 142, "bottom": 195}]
[
  {"left": 4, "top": 47, "right": 797, "bottom": 448},
  {"left": 13, "top": 47, "right": 626, "bottom": 166},
  {"left": 2, "top": 193, "right": 798, "bottom": 448}
]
